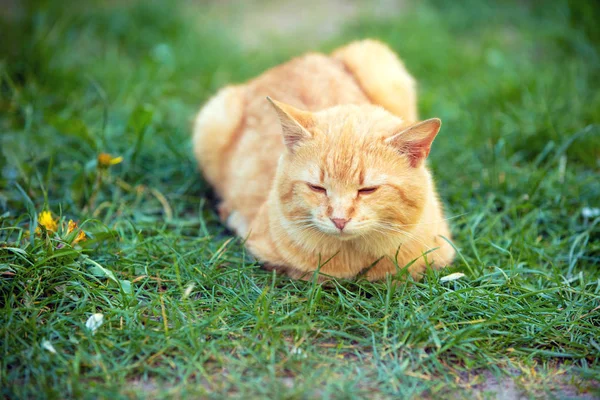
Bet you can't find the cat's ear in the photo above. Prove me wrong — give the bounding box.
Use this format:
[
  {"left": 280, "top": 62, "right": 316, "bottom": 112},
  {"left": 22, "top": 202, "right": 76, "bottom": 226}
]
[
  {"left": 385, "top": 118, "right": 441, "bottom": 167},
  {"left": 267, "top": 97, "right": 315, "bottom": 152}
]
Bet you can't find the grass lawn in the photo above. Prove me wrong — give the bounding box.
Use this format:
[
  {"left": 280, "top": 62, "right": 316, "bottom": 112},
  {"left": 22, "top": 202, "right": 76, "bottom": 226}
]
[{"left": 1, "top": 0, "right": 599, "bottom": 398}]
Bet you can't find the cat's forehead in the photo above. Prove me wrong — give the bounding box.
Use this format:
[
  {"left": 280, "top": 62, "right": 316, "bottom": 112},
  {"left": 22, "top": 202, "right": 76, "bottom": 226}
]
[
  {"left": 320, "top": 128, "right": 388, "bottom": 184},
  {"left": 299, "top": 148, "right": 388, "bottom": 186},
  {"left": 296, "top": 105, "right": 404, "bottom": 185},
  {"left": 321, "top": 138, "right": 364, "bottom": 183}
]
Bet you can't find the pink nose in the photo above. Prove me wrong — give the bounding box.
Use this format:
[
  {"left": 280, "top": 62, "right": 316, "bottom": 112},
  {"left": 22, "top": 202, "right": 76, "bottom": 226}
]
[{"left": 330, "top": 218, "right": 350, "bottom": 230}]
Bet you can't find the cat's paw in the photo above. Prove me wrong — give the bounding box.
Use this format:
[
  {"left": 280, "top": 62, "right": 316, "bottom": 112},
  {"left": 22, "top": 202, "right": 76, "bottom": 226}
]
[{"left": 227, "top": 210, "right": 249, "bottom": 238}]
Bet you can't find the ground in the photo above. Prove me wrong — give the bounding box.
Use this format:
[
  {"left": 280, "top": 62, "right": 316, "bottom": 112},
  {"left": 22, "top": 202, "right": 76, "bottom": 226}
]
[{"left": 1, "top": 0, "right": 599, "bottom": 398}]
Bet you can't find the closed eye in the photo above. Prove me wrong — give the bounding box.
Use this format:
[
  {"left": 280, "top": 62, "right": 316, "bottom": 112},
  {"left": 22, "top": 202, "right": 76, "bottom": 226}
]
[
  {"left": 358, "top": 187, "right": 378, "bottom": 195},
  {"left": 307, "top": 183, "right": 327, "bottom": 193}
]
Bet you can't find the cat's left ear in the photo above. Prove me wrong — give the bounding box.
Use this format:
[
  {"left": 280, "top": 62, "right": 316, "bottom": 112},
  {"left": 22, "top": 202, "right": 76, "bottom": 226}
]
[
  {"left": 385, "top": 118, "right": 441, "bottom": 167},
  {"left": 267, "top": 97, "right": 316, "bottom": 152}
]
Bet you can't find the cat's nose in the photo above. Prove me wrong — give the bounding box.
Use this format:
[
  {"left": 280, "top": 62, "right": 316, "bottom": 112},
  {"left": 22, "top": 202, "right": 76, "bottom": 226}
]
[{"left": 330, "top": 218, "right": 350, "bottom": 231}]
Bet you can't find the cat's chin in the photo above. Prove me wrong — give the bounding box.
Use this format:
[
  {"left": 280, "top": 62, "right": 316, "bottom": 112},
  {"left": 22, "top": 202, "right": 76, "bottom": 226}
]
[
  {"left": 334, "top": 232, "right": 361, "bottom": 241},
  {"left": 318, "top": 228, "right": 362, "bottom": 241}
]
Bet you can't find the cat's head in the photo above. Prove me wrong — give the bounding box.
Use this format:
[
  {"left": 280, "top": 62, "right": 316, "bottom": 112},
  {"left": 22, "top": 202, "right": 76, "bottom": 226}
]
[{"left": 269, "top": 98, "right": 442, "bottom": 241}]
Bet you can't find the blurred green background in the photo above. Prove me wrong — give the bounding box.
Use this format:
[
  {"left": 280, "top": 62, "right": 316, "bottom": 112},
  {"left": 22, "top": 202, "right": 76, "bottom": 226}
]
[{"left": 1, "top": 0, "right": 599, "bottom": 398}]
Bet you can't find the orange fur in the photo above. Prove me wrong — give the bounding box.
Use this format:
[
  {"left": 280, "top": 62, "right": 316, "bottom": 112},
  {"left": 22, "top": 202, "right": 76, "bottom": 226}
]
[{"left": 193, "top": 40, "right": 454, "bottom": 281}]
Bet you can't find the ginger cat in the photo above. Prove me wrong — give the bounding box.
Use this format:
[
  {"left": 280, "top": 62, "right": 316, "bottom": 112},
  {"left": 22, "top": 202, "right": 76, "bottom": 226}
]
[{"left": 193, "top": 40, "right": 454, "bottom": 281}]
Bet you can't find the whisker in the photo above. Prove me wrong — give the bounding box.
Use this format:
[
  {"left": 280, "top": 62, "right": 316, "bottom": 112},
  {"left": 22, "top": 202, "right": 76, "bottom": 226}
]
[
  {"left": 372, "top": 224, "right": 434, "bottom": 251},
  {"left": 396, "top": 212, "right": 471, "bottom": 227}
]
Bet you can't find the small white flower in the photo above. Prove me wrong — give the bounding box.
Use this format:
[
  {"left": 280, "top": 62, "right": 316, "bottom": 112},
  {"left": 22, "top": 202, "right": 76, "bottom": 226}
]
[
  {"left": 41, "top": 340, "right": 56, "bottom": 354},
  {"left": 85, "top": 313, "right": 104, "bottom": 334},
  {"left": 582, "top": 207, "right": 600, "bottom": 219},
  {"left": 440, "top": 272, "right": 466, "bottom": 283},
  {"left": 182, "top": 283, "right": 195, "bottom": 300},
  {"left": 291, "top": 346, "right": 307, "bottom": 358}
]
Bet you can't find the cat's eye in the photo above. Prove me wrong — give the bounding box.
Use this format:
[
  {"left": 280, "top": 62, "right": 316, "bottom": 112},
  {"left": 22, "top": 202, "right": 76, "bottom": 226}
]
[
  {"left": 307, "top": 183, "right": 327, "bottom": 193},
  {"left": 358, "top": 187, "right": 379, "bottom": 195}
]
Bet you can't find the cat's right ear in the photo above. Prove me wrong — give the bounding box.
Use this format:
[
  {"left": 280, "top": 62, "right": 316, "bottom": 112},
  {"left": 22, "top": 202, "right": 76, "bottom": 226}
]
[{"left": 267, "top": 97, "right": 315, "bottom": 152}]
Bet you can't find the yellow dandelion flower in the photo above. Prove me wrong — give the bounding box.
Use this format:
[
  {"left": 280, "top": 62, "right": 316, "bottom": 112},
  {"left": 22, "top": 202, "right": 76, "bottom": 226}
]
[
  {"left": 97, "top": 153, "right": 123, "bottom": 168},
  {"left": 38, "top": 211, "right": 58, "bottom": 232},
  {"left": 73, "top": 230, "right": 86, "bottom": 244},
  {"left": 67, "top": 220, "right": 77, "bottom": 234},
  {"left": 67, "top": 220, "right": 87, "bottom": 244}
]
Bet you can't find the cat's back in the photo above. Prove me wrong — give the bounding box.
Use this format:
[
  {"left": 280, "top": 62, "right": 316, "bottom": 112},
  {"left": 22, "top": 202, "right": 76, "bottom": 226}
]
[{"left": 244, "top": 53, "right": 369, "bottom": 113}]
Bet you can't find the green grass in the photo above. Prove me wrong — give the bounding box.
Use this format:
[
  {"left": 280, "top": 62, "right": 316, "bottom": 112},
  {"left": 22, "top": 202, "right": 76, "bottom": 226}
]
[{"left": 1, "top": 0, "right": 599, "bottom": 398}]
